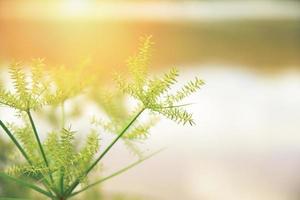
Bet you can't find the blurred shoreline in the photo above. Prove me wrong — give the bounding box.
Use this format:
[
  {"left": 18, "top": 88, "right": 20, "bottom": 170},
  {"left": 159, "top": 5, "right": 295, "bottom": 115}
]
[
  {"left": 1, "top": 1, "right": 300, "bottom": 21},
  {"left": 0, "top": 1, "right": 299, "bottom": 73},
  {"left": 0, "top": 19, "right": 299, "bottom": 73}
]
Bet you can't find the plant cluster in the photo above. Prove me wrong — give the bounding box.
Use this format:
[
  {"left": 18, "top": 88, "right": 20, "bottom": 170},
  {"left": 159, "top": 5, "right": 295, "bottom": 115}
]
[{"left": 0, "top": 36, "right": 204, "bottom": 200}]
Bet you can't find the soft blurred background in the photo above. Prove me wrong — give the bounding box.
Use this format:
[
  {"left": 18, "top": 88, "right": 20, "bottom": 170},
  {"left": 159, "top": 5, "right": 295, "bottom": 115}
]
[{"left": 0, "top": 0, "right": 300, "bottom": 200}]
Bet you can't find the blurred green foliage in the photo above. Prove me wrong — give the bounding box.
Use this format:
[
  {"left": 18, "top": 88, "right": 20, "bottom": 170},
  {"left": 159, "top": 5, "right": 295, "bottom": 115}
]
[{"left": 0, "top": 138, "right": 31, "bottom": 198}]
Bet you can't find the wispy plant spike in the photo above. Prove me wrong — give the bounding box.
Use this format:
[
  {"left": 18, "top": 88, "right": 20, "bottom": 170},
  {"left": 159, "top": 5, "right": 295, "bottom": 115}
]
[{"left": 115, "top": 36, "right": 203, "bottom": 125}]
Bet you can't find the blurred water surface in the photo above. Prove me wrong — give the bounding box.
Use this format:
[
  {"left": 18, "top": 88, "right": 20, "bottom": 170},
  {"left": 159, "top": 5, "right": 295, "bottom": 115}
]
[{"left": 99, "top": 66, "right": 300, "bottom": 200}]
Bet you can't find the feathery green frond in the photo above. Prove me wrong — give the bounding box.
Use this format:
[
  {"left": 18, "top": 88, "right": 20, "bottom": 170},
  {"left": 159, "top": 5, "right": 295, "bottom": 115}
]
[
  {"left": 127, "top": 35, "right": 153, "bottom": 93},
  {"left": 5, "top": 164, "right": 49, "bottom": 179},
  {"left": 8, "top": 123, "right": 40, "bottom": 162},
  {"left": 155, "top": 107, "right": 195, "bottom": 125},
  {"left": 9, "top": 62, "right": 29, "bottom": 102},
  {"left": 0, "top": 60, "right": 48, "bottom": 111},
  {"left": 145, "top": 67, "right": 179, "bottom": 103},
  {"left": 43, "top": 128, "right": 100, "bottom": 188},
  {"left": 0, "top": 59, "right": 89, "bottom": 112},
  {"left": 0, "top": 90, "right": 23, "bottom": 109},
  {"left": 91, "top": 86, "right": 156, "bottom": 144},
  {"left": 75, "top": 130, "right": 100, "bottom": 173},
  {"left": 167, "top": 77, "right": 204, "bottom": 104},
  {"left": 30, "top": 58, "right": 46, "bottom": 96},
  {"left": 46, "top": 65, "right": 88, "bottom": 106},
  {"left": 115, "top": 36, "right": 203, "bottom": 125},
  {"left": 60, "top": 128, "right": 76, "bottom": 161}
]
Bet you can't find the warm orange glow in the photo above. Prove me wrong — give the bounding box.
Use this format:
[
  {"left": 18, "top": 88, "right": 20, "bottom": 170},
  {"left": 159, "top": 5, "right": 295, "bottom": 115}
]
[{"left": 0, "top": 1, "right": 299, "bottom": 70}]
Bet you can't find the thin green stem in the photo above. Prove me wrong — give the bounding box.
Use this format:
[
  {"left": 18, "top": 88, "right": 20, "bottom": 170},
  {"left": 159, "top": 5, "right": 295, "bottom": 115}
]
[
  {"left": 64, "top": 108, "right": 145, "bottom": 196},
  {"left": 0, "top": 120, "right": 32, "bottom": 164},
  {"left": 0, "top": 119, "right": 56, "bottom": 195},
  {"left": 27, "top": 110, "right": 48, "bottom": 166},
  {"left": 86, "top": 108, "right": 145, "bottom": 174},
  {"left": 70, "top": 149, "right": 164, "bottom": 198},
  {"left": 35, "top": 170, "right": 60, "bottom": 197},
  {"left": 0, "top": 173, "right": 55, "bottom": 198},
  {"left": 26, "top": 110, "right": 54, "bottom": 185}
]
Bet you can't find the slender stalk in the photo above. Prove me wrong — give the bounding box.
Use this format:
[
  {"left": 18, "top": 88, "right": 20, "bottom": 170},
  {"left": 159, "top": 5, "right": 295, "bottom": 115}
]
[
  {"left": 64, "top": 108, "right": 145, "bottom": 196},
  {"left": 70, "top": 149, "right": 164, "bottom": 198},
  {"left": 0, "top": 119, "right": 56, "bottom": 195},
  {"left": 36, "top": 171, "right": 60, "bottom": 197},
  {"left": 0, "top": 172, "right": 55, "bottom": 198},
  {"left": 27, "top": 110, "right": 48, "bottom": 166},
  {"left": 86, "top": 108, "right": 145, "bottom": 174},
  {"left": 26, "top": 110, "right": 54, "bottom": 184},
  {"left": 0, "top": 120, "right": 32, "bottom": 164}
]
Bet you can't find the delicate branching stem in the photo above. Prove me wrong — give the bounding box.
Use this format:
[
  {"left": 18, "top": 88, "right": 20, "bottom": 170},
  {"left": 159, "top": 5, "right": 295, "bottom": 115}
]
[
  {"left": 65, "top": 107, "right": 146, "bottom": 196},
  {"left": 0, "top": 172, "right": 55, "bottom": 198},
  {"left": 0, "top": 120, "right": 32, "bottom": 164},
  {"left": 70, "top": 148, "right": 164, "bottom": 198},
  {"left": 27, "top": 110, "right": 54, "bottom": 184}
]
